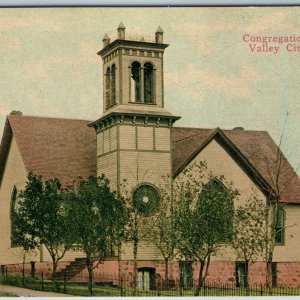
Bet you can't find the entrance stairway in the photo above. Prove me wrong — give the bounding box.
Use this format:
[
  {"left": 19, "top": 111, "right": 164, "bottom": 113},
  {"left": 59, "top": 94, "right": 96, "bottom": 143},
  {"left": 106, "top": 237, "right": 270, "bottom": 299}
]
[{"left": 53, "top": 257, "right": 86, "bottom": 281}]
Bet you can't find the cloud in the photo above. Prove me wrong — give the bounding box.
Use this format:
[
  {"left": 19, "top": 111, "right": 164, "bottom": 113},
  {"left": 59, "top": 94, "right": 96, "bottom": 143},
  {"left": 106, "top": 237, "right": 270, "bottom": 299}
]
[
  {"left": 24, "top": 90, "right": 64, "bottom": 117},
  {"left": 0, "top": 15, "right": 61, "bottom": 32},
  {"left": 0, "top": 35, "right": 21, "bottom": 50},
  {"left": 173, "top": 10, "right": 296, "bottom": 55},
  {"left": 245, "top": 10, "right": 297, "bottom": 33},
  {"left": 0, "top": 101, "right": 13, "bottom": 118},
  {"left": 165, "top": 61, "right": 261, "bottom": 100},
  {"left": 22, "top": 63, "right": 52, "bottom": 84},
  {"left": 19, "top": 40, "right": 100, "bottom": 88}
]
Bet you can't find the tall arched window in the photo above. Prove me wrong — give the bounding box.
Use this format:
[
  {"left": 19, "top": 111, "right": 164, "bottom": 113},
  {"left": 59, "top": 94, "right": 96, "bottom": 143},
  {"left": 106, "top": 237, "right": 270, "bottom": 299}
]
[
  {"left": 111, "top": 64, "right": 116, "bottom": 106},
  {"left": 198, "top": 178, "right": 234, "bottom": 242},
  {"left": 131, "top": 62, "right": 141, "bottom": 102},
  {"left": 10, "top": 186, "right": 18, "bottom": 246},
  {"left": 144, "top": 63, "right": 154, "bottom": 103},
  {"left": 275, "top": 209, "right": 285, "bottom": 244},
  {"left": 105, "top": 67, "right": 111, "bottom": 109}
]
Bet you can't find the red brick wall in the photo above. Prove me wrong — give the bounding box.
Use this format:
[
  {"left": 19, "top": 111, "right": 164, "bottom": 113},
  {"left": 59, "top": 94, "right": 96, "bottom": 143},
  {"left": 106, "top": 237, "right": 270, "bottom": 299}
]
[
  {"left": 277, "top": 262, "right": 300, "bottom": 286},
  {"left": 3, "top": 259, "right": 300, "bottom": 287},
  {"left": 2, "top": 261, "right": 70, "bottom": 279}
]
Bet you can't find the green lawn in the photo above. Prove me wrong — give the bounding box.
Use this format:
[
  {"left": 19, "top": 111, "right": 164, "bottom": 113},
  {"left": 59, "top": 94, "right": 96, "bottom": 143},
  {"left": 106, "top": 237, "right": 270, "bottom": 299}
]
[
  {"left": 1, "top": 274, "right": 300, "bottom": 296},
  {"left": 0, "top": 292, "right": 18, "bottom": 297}
]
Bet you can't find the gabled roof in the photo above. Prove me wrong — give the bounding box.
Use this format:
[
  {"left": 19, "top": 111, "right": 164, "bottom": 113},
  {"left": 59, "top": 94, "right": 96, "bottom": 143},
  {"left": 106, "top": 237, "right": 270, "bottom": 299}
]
[
  {"left": 0, "top": 115, "right": 96, "bottom": 186},
  {"left": 172, "top": 127, "right": 300, "bottom": 204},
  {"left": 0, "top": 115, "right": 299, "bottom": 203}
]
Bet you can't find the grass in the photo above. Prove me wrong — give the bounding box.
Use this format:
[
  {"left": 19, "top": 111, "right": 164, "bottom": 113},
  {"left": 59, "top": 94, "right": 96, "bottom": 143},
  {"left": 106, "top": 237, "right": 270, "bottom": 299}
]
[
  {"left": 1, "top": 274, "right": 300, "bottom": 296},
  {"left": 0, "top": 293, "right": 18, "bottom": 297}
]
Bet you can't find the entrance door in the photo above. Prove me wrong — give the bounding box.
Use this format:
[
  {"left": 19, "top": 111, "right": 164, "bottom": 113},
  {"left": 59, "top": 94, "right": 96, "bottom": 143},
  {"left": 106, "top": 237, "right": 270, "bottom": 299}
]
[
  {"left": 179, "top": 261, "right": 193, "bottom": 289},
  {"left": 236, "top": 262, "right": 247, "bottom": 288},
  {"left": 137, "top": 267, "right": 155, "bottom": 290}
]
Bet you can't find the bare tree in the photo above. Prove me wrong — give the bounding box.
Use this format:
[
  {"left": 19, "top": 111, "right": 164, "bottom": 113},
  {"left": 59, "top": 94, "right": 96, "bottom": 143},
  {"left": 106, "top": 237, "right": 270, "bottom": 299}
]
[
  {"left": 254, "top": 124, "right": 300, "bottom": 286},
  {"left": 149, "top": 175, "right": 175, "bottom": 282},
  {"left": 232, "top": 192, "right": 268, "bottom": 288}
]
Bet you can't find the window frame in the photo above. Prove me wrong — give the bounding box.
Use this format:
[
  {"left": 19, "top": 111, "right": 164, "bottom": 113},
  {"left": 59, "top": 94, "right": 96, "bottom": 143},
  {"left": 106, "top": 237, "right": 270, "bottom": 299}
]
[
  {"left": 143, "top": 62, "right": 154, "bottom": 104},
  {"left": 10, "top": 186, "right": 19, "bottom": 247},
  {"left": 129, "top": 61, "right": 156, "bottom": 105},
  {"left": 274, "top": 208, "right": 285, "bottom": 245},
  {"left": 198, "top": 178, "right": 233, "bottom": 243}
]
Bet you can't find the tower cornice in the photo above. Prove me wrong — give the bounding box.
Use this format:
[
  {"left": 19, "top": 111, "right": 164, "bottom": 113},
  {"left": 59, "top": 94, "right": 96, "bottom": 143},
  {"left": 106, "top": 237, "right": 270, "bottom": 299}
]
[
  {"left": 98, "top": 39, "right": 169, "bottom": 57},
  {"left": 89, "top": 111, "right": 180, "bottom": 133}
]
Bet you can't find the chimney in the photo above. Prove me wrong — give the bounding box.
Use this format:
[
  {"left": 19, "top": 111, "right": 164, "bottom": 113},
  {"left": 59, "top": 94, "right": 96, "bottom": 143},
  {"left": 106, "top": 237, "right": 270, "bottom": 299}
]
[
  {"left": 102, "top": 33, "right": 110, "bottom": 47},
  {"left": 155, "top": 26, "right": 164, "bottom": 43},
  {"left": 233, "top": 127, "right": 244, "bottom": 131},
  {"left": 118, "top": 22, "right": 126, "bottom": 40}
]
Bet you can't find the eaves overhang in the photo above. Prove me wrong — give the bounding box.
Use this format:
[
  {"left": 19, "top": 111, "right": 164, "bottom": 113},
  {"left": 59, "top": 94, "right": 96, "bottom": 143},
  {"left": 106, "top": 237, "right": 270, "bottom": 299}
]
[
  {"left": 172, "top": 127, "right": 277, "bottom": 201},
  {"left": 0, "top": 118, "right": 13, "bottom": 187},
  {"left": 89, "top": 111, "right": 180, "bottom": 131},
  {"left": 98, "top": 39, "right": 169, "bottom": 57}
]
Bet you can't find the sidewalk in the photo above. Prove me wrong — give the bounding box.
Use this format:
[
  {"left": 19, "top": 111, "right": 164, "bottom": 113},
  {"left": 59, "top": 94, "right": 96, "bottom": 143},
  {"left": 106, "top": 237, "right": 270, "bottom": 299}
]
[{"left": 0, "top": 285, "right": 76, "bottom": 297}]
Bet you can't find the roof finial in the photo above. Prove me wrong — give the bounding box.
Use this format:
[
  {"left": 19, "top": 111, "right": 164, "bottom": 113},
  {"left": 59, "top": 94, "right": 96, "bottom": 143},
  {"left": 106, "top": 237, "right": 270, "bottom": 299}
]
[
  {"left": 118, "top": 22, "right": 125, "bottom": 30},
  {"left": 155, "top": 26, "right": 164, "bottom": 43},
  {"left": 156, "top": 26, "right": 164, "bottom": 34},
  {"left": 102, "top": 33, "right": 110, "bottom": 47},
  {"left": 117, "top": 22, "right": 126, "bottom": 40}
]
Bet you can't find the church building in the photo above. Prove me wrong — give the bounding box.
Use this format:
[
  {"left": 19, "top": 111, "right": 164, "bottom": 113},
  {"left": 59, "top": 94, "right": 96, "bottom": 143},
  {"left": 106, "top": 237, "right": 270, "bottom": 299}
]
[{"left": 0, "top": 23, "right": 300, "bottom": 287}]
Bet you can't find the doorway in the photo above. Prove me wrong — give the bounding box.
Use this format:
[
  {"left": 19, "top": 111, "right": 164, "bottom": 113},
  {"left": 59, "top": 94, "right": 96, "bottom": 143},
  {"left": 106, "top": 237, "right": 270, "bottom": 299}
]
[
  {"left": 137, "top": 267, "right": 155, "bottom": 290},
  {"left": 236, "top": 262, "right": 247, "bottom": 288},
  {"left": 179, "top": 261, "right": 193, "bottom": 289}
]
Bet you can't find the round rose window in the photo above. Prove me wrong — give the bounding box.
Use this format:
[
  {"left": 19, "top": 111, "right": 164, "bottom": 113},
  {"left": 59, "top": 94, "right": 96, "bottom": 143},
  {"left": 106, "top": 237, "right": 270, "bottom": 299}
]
[{"left": 133, "top": 184, "right": 160, "bottom": 214}]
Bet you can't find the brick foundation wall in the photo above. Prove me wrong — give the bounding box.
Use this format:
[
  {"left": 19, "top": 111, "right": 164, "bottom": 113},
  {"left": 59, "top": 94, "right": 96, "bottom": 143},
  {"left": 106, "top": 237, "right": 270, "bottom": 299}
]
[
  {"left": 192, "top": 261, "right": 236, "bottom": 285},
  {"left": 3, "top": 259, "right": 300, "bottom": 287},
  {"left": 277, "top": 262, "right": 300, "bottom": 286},
  {"left": 1, "top": 261, "right": 70, "bottom": 279}
]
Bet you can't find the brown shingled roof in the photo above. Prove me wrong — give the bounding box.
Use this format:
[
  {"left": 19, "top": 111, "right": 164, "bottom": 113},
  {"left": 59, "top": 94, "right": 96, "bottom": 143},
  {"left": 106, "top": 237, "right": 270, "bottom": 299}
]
[
  {"left": 4, "top": 115, "right": 96, "bottom": 186},
  {"left": 0, "top": 115, "right": 298, "bottom": 203},
  {"left": 171, "top": 127, "right": 300, "bottom": 204}
]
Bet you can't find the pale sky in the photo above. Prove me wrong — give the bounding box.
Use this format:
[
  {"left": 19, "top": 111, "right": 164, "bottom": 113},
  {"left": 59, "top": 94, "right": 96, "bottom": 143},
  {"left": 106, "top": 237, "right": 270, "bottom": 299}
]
[{"left": 0, "top": 7, "right": 299, "bottom": 173}]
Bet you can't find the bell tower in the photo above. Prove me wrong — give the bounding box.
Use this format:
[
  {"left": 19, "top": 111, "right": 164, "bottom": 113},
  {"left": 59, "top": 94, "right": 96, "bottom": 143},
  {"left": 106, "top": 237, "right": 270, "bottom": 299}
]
[
  {"left": 90, "top": 23, "right": 180, "bottom": 199},
  {"left": 99, "top": 23, "right": 170, "bottom": 115}
]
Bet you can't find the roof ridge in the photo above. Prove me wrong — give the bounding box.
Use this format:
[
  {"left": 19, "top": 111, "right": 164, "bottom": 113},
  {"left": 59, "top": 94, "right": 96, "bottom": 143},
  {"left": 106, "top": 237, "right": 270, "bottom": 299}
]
[
  {"left": 174, "top": 125, "right": 214, "bottom": 130},
  {"left": 173, "top": 125, "right": 269, "bottom": 133},
  {"left": 172, "top": 128, "right": 215, "bottom": 143},
  {"left": 8, "top": 114, "right": 93, "bottom": 123}
]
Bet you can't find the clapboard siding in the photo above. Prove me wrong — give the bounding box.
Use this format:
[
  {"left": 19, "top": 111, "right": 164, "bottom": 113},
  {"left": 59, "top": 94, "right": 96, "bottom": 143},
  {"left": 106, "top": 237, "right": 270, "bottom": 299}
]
[
  {"left": 121, "top": 242, "right": 163, "bottom": 260},
  {"left": 0, "top": 137, "right": 32, "bottom": 264},
  {"left": 155, "top": 127, "right": 170, "bottom": 151},
  {"left": 119, "top": 151, "right": 171, "bottom": 189},
  {"left": 97, "top": 152, "right": 118, "bottom": 190},
  {"left": 120, "top": 125, "right": 136, "bottom": 150},
  {"left": 137, "top": 126, "right": 153, "bottom": 150}
]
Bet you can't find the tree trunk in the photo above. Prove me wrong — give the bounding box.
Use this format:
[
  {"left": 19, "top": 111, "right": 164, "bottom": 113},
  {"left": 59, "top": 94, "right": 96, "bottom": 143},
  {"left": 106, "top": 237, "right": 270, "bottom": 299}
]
[
  {"left": 203, "top": 254, "right": 211, "bottom": 283},
  {"left": 133, "top": 238, "right": 138, "bottom": 296},
  {"left": 245, "top": 260, "right": 249, "bottom": 293},
  {"left": 266, "top": 261, "right": 272, "bottom": 288},
  {"left": 195, "top": 260, "right": 205, "bottom": 296},
  {"left": 164, "top": 257, "right": 169, "bottom": 282},
  {"left": 50, "top": 254, "right": 58, "bottom": 279},
  {"left": 52, "top": 260, "right": 58, "bottom": 277},
  {"left": 117, "top": 242, "right": 122, "bottom": 286},
  {"left": 266, "top": 203, "right": 277, "bottom": 288},
  {"left": 86, "top": 257, "right": 93, "bottom": 296}
]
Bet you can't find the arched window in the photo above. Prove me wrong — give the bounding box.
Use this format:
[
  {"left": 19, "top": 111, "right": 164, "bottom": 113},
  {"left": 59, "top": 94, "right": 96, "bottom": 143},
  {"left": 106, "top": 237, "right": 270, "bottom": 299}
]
[
  {"left": 105, "top": 67, "right": 111, "bottom": 109},
  {"left": 131, "top": 62, "right": 141, "bottom": 102},
  {"left": 275, "top": 209, "right": 285, "bottom": 244},
  {"left": 111, "top": 64, "right": 116, "bottom": 106},
  {"left": 198, "top": 178, "right": 234, "bottom": 242},
  {"left": 10, "top": 186, "right": 18, "bottom": 246},
  {"left": 144, "top": 63, "right": 154, "bottom": 103}
]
